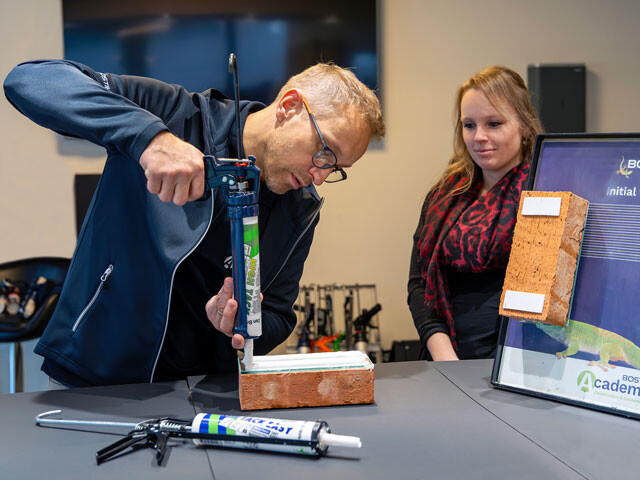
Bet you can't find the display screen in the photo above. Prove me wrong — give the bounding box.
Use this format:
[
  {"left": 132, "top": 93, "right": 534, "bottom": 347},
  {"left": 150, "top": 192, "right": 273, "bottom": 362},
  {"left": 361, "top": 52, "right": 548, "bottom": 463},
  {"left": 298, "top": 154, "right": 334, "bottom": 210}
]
[
  {"left": 495, "top": 135, "right": 640, "bottom": 418},
  {"left": 62, "top": 0, "right": 379, "bottom": 104}
]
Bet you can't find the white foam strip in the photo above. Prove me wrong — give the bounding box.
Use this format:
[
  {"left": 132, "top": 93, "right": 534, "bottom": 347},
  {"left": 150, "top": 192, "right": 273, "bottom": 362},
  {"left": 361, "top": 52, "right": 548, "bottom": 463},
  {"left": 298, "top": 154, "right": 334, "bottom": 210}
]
[
  {"left": 521, "top": 197, "right": 562, "bottom": 216},
  {"left": 244, "top": 351, "right": 373, "bottom": 373},
  {"left": 502, "top": 290, "right": 546, "bottom": 314},
  {"left": 248, "top": 360, "right": 366, "bottom": 371},
  {"left": 252, "top": 351, "right": 366, "bottom": 363}
]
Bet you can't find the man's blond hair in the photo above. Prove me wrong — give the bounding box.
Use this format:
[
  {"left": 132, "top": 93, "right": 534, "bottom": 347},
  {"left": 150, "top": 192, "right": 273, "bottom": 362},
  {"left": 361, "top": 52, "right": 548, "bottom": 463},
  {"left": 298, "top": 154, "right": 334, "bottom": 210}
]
[{"left": 275, "top": 63, "right": 385, "bottom": 141}]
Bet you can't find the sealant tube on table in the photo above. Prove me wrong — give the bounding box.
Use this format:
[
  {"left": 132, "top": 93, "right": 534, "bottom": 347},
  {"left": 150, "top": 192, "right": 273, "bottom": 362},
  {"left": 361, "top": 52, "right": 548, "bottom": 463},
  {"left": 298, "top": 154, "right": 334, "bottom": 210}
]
[
  {"left": 35, "top": 409, "right": 362, "bottom": 463},
  {"left": 191, "top": 413, "right": 361, "bottom": 455}
]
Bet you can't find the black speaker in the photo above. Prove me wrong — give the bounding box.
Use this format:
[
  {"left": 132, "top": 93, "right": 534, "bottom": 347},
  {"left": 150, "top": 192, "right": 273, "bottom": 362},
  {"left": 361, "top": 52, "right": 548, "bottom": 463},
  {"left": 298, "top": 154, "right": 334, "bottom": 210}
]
[
  {"left": 527, "top": 64, "right": 586, "bottom": 133},
  {"left": 388, "top": 340, "right": 422, "bottom": 362}
]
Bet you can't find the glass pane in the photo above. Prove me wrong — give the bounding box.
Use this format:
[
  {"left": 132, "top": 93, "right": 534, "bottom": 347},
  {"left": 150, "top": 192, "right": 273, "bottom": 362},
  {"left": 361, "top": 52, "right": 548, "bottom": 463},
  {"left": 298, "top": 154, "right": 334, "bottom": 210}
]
[
  {"left": 325, "top": 170, "right": 346, "bottom": 183},
  {"left": 313, "top": 151, "right": 336, "bottom": 168}
]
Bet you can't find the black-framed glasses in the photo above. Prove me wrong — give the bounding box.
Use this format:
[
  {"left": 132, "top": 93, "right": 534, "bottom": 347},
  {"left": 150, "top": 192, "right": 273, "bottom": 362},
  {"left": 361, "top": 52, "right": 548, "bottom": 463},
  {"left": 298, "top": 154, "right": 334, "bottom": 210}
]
[{"left": 302, "top": 98, "right": 347, "bottom": 183}]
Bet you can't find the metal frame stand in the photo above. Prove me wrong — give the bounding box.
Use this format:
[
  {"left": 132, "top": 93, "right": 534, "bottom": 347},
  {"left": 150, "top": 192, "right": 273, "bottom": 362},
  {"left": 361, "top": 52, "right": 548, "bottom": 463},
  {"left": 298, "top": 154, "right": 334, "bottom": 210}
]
[{"left": 8, "top": 342, "right": 23, "bottom": 394}]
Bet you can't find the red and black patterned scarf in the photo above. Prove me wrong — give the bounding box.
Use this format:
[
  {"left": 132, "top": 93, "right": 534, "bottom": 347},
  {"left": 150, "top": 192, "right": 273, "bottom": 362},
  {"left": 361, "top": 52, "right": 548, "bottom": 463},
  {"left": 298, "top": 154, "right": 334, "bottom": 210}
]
[{"left": 417, "top": 163, "right": 529, "bottom": 349}]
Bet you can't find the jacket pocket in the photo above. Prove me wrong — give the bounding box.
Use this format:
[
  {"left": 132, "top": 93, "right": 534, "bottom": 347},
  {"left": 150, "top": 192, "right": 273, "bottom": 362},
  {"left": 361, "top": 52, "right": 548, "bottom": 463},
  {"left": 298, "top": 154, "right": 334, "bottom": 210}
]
[{"left": 71, "top": 264, "right": 113, "bottom": 333}]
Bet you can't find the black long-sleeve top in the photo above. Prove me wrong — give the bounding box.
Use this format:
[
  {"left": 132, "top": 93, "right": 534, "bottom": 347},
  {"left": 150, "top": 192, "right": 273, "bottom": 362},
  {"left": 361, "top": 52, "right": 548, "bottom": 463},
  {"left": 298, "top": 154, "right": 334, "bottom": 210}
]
[{"left": 407, "top": 202, "right": 506, "bottom": 360}]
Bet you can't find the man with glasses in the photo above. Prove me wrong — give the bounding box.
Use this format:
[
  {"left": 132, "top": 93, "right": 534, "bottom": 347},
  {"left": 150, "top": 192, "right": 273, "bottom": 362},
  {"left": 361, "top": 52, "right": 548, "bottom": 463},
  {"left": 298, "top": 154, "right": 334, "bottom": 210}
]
[
  {"left": 5, "top": 60, "right": 384, "bottom": 387},
  {"left": 301, "top": 97, "right": 348, "bottom": 183}
]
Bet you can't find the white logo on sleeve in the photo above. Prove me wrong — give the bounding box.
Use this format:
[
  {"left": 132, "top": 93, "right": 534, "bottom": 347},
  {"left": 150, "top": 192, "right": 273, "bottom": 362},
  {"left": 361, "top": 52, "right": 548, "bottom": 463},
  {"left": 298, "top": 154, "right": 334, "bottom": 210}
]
[{"left": 99, "top": 72, "right": 110, "bottom": 90}]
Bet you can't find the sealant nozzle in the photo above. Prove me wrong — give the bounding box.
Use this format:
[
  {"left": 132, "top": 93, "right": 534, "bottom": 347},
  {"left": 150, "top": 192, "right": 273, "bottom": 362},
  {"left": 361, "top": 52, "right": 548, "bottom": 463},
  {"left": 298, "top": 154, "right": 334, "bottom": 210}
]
[
  {"left": 317, "top": 429, "right": 362, "bottom": 449},
  {"left": 243, "top": 338, "right": 254, "bottom": 370}
]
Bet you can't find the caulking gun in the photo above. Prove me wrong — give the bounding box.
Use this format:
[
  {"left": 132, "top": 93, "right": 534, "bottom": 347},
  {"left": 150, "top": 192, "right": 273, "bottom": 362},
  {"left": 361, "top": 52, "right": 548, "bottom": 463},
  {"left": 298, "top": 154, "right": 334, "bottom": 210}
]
[
  {"left": 202, "top": 53, "right": 260, "bottom": 368},
  {"left": 35, "top": 410, "right": 361, "bottom": 465}
]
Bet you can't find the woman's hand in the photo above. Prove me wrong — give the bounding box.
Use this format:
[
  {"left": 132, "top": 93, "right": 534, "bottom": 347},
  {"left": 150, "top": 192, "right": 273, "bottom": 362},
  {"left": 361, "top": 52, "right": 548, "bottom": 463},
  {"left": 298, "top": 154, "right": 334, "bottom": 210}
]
[{"left": 426, "top": 332, "right": 460, "bottom": 361}]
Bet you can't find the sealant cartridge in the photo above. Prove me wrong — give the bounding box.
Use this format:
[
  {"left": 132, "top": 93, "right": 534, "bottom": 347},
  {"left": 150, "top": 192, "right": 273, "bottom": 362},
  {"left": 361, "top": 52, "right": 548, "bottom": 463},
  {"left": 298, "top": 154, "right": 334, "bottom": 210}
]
[{"left": 191, "top": 413, "right": 361, "bottom": 455}]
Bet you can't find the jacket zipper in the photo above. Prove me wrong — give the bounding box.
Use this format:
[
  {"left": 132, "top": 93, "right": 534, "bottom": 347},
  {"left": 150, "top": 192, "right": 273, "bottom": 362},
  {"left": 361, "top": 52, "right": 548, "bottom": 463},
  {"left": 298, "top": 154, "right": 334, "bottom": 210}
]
[
  {"left": 262, "top": 198, "right": 324, "bottom": 292},
  {"left": 150, "top": 193, "right": 215, "bottom": 382},
  {"left": 71, "top": 264, "right": 114, "bottom": 332},
  {"left": 150, "top": 191, "right": 322, "bottom": 380}
]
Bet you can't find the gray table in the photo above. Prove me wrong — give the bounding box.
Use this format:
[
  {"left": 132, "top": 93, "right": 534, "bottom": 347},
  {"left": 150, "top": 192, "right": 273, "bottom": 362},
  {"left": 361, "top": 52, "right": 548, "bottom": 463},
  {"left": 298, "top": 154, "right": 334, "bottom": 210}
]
[
  {"left": 0, "top": 380, "right": 212, "bottom": 478},
  {"left": 0, "top": 360, "right": 636, "bottom": 479},
  {"left": 433, "top": 359, "right": 640, "bottom": 480},
  {"left": 190, "top": 361, "right": 583, "bottom": 479}
]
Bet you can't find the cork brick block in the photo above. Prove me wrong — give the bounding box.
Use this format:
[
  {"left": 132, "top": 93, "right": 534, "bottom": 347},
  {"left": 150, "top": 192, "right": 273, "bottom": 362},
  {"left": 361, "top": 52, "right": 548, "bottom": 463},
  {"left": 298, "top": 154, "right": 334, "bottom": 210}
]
[
  {"left": 239, "top": 351, "right": 374, "bottom": 411},
  {"left": 499, "top": 191, "right": 588, "bottom": 326}
]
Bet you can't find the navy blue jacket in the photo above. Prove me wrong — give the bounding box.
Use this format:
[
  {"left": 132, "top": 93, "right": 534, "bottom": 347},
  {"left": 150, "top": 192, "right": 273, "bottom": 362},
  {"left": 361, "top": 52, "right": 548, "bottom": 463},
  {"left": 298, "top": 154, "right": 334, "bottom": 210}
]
[{"left": 4, "top": 60, "right": 322, "bottom": 386}]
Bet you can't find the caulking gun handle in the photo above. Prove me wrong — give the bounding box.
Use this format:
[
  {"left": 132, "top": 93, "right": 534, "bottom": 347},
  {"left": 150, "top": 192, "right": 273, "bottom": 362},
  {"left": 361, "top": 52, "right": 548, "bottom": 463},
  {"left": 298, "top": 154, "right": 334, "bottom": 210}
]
[
  {"left": 202, "top": 155, "right": 241, "bottom": 194},
  {"left": 153, "top": 432, "right": 170, "bottom": 466},
  {"left": 245, "top": 155, "right": 261, "bottom": 191},
  {"left": 202, "top": 155, "right": 220, "bottom": 193},
  {"left": 96, "top": 431, "right": 149, "bottom": 465},
  {"left": 203, "top": 155, "right": 215, "bottom": 182}
]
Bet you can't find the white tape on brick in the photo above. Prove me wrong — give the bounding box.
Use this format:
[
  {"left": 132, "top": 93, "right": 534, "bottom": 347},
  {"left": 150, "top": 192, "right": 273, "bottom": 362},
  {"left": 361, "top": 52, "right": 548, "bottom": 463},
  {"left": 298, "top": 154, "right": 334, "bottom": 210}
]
[
  {"left": 521, "top": 196, "right": 562, "bottom": 216},
  {"left": 502, "top": 290, "right": 546, "bottom": 314}
]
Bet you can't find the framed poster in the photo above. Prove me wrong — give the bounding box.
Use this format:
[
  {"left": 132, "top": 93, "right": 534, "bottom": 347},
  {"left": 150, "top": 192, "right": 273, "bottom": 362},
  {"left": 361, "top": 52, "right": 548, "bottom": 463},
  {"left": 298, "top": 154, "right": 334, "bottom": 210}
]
[{"left": 492, "top": 133, "right": 640, "bottom": 419}]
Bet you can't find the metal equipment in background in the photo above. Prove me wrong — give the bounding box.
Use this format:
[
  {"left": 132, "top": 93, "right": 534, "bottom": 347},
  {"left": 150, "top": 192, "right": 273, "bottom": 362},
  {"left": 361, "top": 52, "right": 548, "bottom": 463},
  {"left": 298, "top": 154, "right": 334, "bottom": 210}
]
[
  {"left": 290, "top": 284, "right": 383, "bottom": 363},
  {"left": 353, "top": 303, "right": 382, "bottom": 356}
]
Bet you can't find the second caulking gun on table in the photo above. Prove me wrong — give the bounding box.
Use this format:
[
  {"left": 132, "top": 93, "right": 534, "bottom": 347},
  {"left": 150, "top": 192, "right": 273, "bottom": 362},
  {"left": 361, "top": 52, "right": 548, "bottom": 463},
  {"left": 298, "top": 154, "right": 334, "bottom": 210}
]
[
  {"left": 202, "top": 53, "right": 261, "bottom": 368},
  {"left": 35, "top": 410, "right": 362, "bottom": 465}
]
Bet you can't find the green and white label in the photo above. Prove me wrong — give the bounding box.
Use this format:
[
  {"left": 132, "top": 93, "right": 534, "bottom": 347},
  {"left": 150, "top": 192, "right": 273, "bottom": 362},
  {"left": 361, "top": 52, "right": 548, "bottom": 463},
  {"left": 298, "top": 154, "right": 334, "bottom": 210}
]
[{"left": 243, "top": 215, "right": 261, "bottom": 337}]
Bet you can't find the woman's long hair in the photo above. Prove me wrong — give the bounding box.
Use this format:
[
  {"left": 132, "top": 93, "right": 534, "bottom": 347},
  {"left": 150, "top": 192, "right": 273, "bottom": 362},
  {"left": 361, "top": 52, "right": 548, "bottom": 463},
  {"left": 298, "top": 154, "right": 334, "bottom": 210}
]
[{"left": 431, "top": 66, "right": 543, "bottom": 199}]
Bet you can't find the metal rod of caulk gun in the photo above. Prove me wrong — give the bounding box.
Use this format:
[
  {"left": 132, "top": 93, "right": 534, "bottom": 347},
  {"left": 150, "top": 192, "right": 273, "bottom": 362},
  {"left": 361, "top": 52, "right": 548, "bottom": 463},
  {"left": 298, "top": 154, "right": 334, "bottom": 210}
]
[
  {"left": 229, "top": 53, "right": 242, "bottom": 159},
  {"left": 228, "top": 185, "right": 250, "bottom": 367},
  {"left": 226, "top": 54, "right": 261, "bottom": 369},
  {"left": 36, "top": 410, "right": 139, "bottom": 429}
]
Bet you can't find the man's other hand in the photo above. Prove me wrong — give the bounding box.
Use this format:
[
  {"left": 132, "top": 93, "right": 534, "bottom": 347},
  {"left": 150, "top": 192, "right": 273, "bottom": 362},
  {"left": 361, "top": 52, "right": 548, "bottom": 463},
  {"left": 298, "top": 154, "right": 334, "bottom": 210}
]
[
  {"left": 206, "top": 277, "right": 245, "bottom": 350},
  {"left": 139, "top": 131, "right": 205, "bottom": 205}
]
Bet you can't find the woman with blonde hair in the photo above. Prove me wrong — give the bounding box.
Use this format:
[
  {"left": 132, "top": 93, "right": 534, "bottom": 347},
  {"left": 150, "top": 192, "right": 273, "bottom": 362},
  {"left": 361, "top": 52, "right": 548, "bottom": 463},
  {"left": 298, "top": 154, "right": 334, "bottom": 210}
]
[{"left": 408, "top": 66, "right": 543, "bottom": 361}]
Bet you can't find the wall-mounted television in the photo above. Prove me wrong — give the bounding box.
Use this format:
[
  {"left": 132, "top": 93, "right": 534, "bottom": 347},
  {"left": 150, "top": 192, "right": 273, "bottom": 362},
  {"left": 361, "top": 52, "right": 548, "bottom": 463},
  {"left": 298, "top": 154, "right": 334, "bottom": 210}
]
[{"left": 62, "top": 0, "right": 380, "bottom": 105}]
